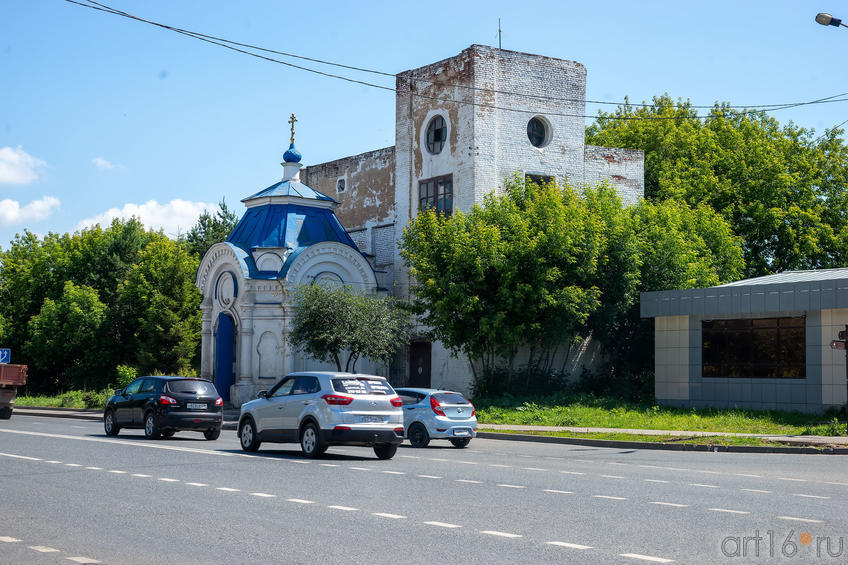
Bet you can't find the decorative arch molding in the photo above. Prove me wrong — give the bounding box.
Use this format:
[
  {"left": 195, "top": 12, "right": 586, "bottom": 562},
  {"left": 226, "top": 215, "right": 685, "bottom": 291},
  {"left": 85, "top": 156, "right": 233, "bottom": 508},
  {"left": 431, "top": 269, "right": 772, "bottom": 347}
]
[
  {"left": 196, "top": 243, "right": 249, "bottom": 294},
  {"left": 284, "top": 241, "right": 377, "bottom": 292}
]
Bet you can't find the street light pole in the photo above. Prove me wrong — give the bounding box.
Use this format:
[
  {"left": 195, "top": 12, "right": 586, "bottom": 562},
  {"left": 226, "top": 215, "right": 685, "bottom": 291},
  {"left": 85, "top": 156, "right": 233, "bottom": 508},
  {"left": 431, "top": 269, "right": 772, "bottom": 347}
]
[{"left": 816, "top": 13, "right": 848, "bottom": 28}]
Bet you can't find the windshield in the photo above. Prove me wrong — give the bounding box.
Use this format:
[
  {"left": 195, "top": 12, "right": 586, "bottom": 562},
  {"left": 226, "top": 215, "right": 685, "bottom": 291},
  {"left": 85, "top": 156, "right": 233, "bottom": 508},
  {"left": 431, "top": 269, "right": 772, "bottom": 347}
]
[
  {"left": 332, "top": 378, "right": 395, "bottom": 395},
  {"left": 165, "top": 379, "right": 218, "bottom": 395}
]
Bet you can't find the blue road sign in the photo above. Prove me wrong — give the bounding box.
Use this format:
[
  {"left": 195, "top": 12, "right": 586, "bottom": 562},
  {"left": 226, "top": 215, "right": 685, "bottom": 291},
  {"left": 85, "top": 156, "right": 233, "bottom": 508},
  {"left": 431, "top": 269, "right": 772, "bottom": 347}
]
[{"left": 0, "top": 349, "right": 9, "bottom": 364}]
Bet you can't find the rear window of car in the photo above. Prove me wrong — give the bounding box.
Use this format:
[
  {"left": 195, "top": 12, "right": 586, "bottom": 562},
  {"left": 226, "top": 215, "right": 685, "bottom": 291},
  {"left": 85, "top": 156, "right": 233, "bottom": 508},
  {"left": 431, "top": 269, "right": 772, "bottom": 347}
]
[
  {"left": 165, "top": 379, "right": 218, "bottom": 395},
  {"left": 432, "top": 392, "right": 469, "bottom": 405},
  {"left": 332, "top": 378, "right": 395, "bottom": 395}
]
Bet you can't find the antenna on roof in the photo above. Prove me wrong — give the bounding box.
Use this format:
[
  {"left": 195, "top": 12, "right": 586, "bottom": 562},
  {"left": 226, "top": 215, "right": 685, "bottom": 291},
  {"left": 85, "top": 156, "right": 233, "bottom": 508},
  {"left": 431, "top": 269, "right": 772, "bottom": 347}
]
[{"left": 498, "top": 18, "right": 502, "bottom": 49}]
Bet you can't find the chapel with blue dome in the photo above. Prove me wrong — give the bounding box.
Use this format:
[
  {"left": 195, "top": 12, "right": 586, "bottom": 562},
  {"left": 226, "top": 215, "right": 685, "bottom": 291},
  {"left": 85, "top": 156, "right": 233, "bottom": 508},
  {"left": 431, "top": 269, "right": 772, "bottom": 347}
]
[{"left": 195, "top": 115, "right": 379, "bottom": 406}]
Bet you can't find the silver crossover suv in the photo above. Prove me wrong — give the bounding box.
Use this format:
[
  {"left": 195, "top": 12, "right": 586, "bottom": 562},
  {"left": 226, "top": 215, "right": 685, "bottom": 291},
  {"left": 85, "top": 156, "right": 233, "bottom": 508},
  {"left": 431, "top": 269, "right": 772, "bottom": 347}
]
[
  {"left": 395, "top": 388, "right": 477, "bottom": 448},
  {"left": 238, "top": 372, "right": 404, "bottom": 459}
]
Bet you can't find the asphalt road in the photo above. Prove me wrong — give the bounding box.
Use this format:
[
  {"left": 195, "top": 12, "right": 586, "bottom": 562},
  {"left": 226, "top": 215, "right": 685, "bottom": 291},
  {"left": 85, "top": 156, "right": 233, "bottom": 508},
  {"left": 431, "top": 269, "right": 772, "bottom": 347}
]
[{"left": 1, "top": 415, "right": 847, "bottom": 564}]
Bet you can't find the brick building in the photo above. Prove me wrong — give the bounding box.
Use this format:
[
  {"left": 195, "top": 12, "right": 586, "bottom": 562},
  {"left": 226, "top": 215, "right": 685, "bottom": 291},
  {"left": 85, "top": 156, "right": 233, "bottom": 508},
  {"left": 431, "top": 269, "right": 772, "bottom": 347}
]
[{"left": 300, "top": 45, "right": 644, "bottom": 393}]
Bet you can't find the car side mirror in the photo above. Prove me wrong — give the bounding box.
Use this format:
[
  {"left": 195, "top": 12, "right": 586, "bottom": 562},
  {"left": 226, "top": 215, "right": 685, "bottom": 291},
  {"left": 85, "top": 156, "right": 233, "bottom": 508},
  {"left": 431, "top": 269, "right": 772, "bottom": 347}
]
[
  {"left": 114, "top": 388, "right": 124, "bottom": 396},
  {"left": 257, "top": 390, "right": 267, "bottom": 399}
]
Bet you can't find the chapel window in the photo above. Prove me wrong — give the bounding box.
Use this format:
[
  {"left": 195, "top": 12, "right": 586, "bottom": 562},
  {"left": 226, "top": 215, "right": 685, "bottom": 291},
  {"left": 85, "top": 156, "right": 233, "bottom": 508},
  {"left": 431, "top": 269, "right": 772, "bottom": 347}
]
[
  {"left": 426, "top": 115, "right": 447, "bottom": 154},
  {"left": 418, "top": 174, "right": 453, "bottom": 216}
]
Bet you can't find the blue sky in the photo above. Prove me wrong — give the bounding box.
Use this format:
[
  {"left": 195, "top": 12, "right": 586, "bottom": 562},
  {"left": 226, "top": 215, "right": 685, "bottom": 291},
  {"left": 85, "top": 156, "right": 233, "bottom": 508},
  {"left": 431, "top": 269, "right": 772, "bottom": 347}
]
[{"left": 1, "top": 1, "right": 846, "bottom": 248}]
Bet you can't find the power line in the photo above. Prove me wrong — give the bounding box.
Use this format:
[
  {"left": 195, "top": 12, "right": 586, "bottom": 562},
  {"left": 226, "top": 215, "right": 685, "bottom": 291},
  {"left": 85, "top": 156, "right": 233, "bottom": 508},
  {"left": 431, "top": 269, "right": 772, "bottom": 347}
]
[{"left": 67, "top": 0, "right": 848, "bottom": 123}]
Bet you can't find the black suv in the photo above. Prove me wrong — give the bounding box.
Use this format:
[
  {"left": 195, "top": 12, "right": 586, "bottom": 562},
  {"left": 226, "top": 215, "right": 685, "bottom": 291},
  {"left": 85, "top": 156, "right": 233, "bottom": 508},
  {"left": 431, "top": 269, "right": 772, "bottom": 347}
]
[{"left": 104, "top": 376, "right": 223, "bottom": 440}]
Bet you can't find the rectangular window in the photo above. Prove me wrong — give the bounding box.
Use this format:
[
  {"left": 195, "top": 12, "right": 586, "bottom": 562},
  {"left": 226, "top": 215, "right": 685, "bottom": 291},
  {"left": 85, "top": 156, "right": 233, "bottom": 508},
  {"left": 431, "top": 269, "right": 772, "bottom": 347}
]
[
  {"left": 701, "top": 317, "right": 805, "bottom": 379},
  {"left": 525, "top": 173, "right": 554, "bottom": 186},
  {"left": 418, "top": 174, "right": 453, "bottom": 216}
]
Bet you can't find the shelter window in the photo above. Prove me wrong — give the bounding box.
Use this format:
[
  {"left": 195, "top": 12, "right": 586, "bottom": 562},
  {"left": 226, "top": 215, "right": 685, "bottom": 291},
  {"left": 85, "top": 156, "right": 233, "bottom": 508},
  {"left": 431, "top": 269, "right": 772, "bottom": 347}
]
[
  {"left": 701, "top": 317, "right": 805, "bottom": 379},
  {"left": 418, "top": 174, "right": 453, "bottom": 216}
]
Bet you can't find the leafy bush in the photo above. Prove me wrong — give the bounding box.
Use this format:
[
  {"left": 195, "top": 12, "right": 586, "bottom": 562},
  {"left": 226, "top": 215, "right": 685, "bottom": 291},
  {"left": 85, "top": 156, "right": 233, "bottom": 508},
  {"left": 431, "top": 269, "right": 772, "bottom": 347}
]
[{"left": 115, "top": 365, "right": 137, "bottom": 388}]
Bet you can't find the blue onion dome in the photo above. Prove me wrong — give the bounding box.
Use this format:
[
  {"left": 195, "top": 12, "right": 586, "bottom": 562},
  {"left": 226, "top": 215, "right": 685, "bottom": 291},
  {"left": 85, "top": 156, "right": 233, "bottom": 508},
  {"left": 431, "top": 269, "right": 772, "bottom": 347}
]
[{"left": 283, "top": 142, "right": 302, "bottom": 163}]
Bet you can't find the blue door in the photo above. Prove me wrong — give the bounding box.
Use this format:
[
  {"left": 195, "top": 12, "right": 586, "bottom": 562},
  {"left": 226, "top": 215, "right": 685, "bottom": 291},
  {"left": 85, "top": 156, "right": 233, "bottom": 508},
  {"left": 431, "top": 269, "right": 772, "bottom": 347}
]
[{"left": 215, "top": 313, "right": 235, "bottom": 402}]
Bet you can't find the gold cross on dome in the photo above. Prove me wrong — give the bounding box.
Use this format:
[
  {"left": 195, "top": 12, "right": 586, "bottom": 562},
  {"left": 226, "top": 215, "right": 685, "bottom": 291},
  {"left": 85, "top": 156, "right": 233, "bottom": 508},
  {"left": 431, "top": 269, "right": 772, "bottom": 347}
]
[{"left": 288, "top": 113, "right": 298, "bottom": 144}]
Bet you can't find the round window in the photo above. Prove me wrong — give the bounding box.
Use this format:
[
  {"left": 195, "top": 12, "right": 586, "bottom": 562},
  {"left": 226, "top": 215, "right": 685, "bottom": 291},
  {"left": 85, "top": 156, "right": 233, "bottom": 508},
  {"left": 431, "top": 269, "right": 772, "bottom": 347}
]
[
  {"left": 426, "top": 115, "right": 447, "bottom": 154},
  {"left": 527, "top": 116, "right": 550, "bottom": 148}
]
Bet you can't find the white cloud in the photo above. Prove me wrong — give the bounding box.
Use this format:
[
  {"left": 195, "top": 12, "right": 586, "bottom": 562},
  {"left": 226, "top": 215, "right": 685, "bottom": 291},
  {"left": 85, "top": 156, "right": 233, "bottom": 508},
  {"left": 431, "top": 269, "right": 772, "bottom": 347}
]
[
  {"left": 0, "top": 196, "right": 61, "bottom": 227},
  {"left": 92, "top": 157, "right": 117, "bottom": 170},
  {"left": 76, "top": 199, "right": 217, "bottom": 237},
  {"left": 0, "top": 146, "right": 47, "bottom": 184}
]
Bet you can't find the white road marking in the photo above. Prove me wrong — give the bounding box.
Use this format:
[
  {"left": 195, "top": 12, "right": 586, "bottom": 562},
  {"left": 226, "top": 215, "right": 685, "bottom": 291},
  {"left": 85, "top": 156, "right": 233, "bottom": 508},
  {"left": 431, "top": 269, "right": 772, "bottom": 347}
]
[
  {"left": 825, "top": 481, "right": 848, "bottom": 486},
  {"left": 158, "top": 478, "right": 179, "bottom": 482},
  {"left": 250, "top": 492, "right": 276, "bottom": 498},
  {"left": 600, "top": 475, "right": 625, "bottom": 479},
  {"left": 131, "top": 474, "right": 151, "bottom": 478},
  {"left": 290, "top": 460, "right": 310, "bottom": 464},
  {"left": 688, "top": 483, "right": 719, "bottom": 489},
  {"left": 85, "top": 467, "right": 103, "bottom": 470},
  {"left": 456, "top": 461, "right": 477, "bottom": 465},
  {"left": 574, "top": 459, "right": 592, "bottom": 463},
  {"left": 518, "top": 454, "right": 535, "bottom": 458},
  {"left": 544, "top": 489, "right": 574, "bottom": 494},
  {"left": 696, "top": 470, "right": 722, "bottom": 475},
  {"left": 735, "top": 473, "right": 761, "bottom": 478},
  {"left": 522, "top": 467, "right": 546, "bottom": 471},
  {"left": 639, "top": 465, "right": 662, "bottom": 469},
  {"left": 67, "top": 558, "right": 101, "bottom": 564},
  {"left": 382, "top": 470, "right": 405, "bottom": 475},
  {"left": 319, "top": 463, "right": 339, "bottom": 467},
  {"left": 489, "top": 464, "right": 512, "bottom": 468},
  {"left": 216, "top": 487, "right": 240, "bottom": 492},
  {"left": 185, "top": 482, "right": 208, "bottom": 487},
  {"left": 46, "top": 460, "right": 61, "bottom": 464},
  {"left": 0, "top": 536, "right": 22, "bottom": 542},
  {"left": 71, "top": 426, "right": 85, "bottom": 429},
  {"left": 709, "top": 508, "right": 749, "bottom": 515},
  {"left": 547, "top": 541, "right": 592, "bottom": 550},
  {"left": 741, "top": 489, "right": 770, "bottom": 493},
  {"left": 456, "top": 479, "right": 482, "bottom": 484},
  {"left": 778, "top": 516, "right": 824, "bottom": 524},
  {"left": 645, "top": 479, "right": 669, "bottom": 483},
  {"left": 287, "top": 498, "right": 314, "bottom": 504},
  {"left": 794, "top": 494, "right": 830, "bottom": 499},
  {"left": 608, "top": 462, "right": 629, "bottom": 466},
  {"left": 29, "top": 546, "right": 59, "bottom": 553},
  {"left": 663, "top": 467, "right": 688, "bottom": 472},
  {"left": 423, "top": 521, "right": 461, "bottom": 528},
  {"left": 372, "top": 512, "right": 406, "bottom": 519},
  {"left": 0, "top": 452, "right": 42, "bottom": 461},
  {"left": 497, "top": 484, "right": 526, "bottom": 489},
  {"left": 64, "top": 463, "right": 82, "bottom": 467},
  {"left": 430, "top": 458, "right": 449, "bottom": 462},
  {"left": 349, "top": 467, "right": 370, "bottom": 471},
  {"left": 398, "top": 455, "right": 420, "bottom": 459},
  {"left": 417, "top": 474, "right": 442, "bottom": 479},
  {"left": 649, "top": 502, "right": 688, "bottom": 508},
  {"left": 778, "top": 477, "right": 807, "bottom": 482},
  {"left": 327, "top": 505, "right": 357, "bottom": 511},
  {"left": 560, "top": 471, "right": 584, "bottom": 475},
  {"left": 108, "top": 470, "right": 127, "bottom": 474},
  {"left": 480, "top": 530, "right": 522, "bottom": 538},
  {"left": 593, "top": 495, "right": 627, "bottom": 500},
  {"left": 619, "top": 553, "right": 674, "bottom": 563}
]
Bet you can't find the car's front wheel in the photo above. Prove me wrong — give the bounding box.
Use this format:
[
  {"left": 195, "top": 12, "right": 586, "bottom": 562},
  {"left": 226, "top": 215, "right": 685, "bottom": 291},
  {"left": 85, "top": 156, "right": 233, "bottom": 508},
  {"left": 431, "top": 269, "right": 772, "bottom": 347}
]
[
  {"left": 204, "top": 428, "right": 221, "bottom": 441},
  {"left": 300, "top": 423, "right": 326, "bottom": 458},
  {"left": 103, "top": 410, "right": 120, "bottom": 436},
  {"left": 239, "top": 417, "right": 261, "bottom": 452},
  {"left": 408, "top": 423, "right": 430, "bottom": 448},
  {"left": 450, "top": 438, "right": 471, "bottom": 448},
  {"left": 144, "top": 412, "right": 161, "bottom": 440},
  {"left": 373, "top": 444, "right": 398, "bottom": 460}
]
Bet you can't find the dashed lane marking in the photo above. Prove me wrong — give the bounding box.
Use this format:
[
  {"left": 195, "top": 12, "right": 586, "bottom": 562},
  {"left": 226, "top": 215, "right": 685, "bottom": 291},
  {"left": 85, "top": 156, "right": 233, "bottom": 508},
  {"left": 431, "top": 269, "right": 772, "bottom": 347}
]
[
  {"left": 649, "top": 502, "right": 688, "bottom": 508},
  {"left": 131, "top": 474, "right": 151, "bottom": 478},
  {"left": 741, "top": 489, "right": 770, "bottom": 493},
  {"left": 287, "top": 499, "right": 315, "bottom": 504},
  {"left": 688, "top": 484, "right": 719, "bottom": 489},
  {"left": 645, "top": 479, "right": 669, "bottom": 483},
  {"left": 778, "top": 478, "right": 807, "bottom": 482},
  {"left": 793, "top": 494, "right": 830, "bottom": 499},
  {"left": 735, "top": 473, "right": 761, "bottom": 478},
  {"left": 185, "top": 482, "right": 208, "bottom": 487},
  {"left": 778, "top": 516, "right": 824, "bottom": 524},
  {"left": 372, "top": 512, "right": 405, "bottom": 519},
  {"left": 619, "top": 553, "right": 674, "bottom": 563},
  {"left": 489, "top": 464, "right": 512, "bottom": 468},
  {"left": 67, "top": 558, "right": 101, "bottom": 564},
  {"left": 108, "top": 470, "right": 126, "bottom": 474},
  {"left": 319, "top": 463, "right": 339, "bottom": 467},
  {"left": 480, "top": 530, "right": 522, "bottom": 538},
  {"left": 709, "top": 508, "right": 749, "bottom": 515},
  {"left": 417, "top": 475, "right": 442, "bottom": 479},
  {"left": 547, "top": 541, "right": 592, "bottom": 550},
  {"left": 456, "top": 479, "right": 482, "bottom": 484},
  {"left": 600, "top": 475, "right": 625, "bottom": 479},
  {"left": 46, "top": 461, "right": 61, "bottom": 464},
  {"left": 398, "top": 455, "right": 420, "bottom": 459},
  {"left": 290, "top": 460, "right": 310, "bottom": 464},
  {"left": 64, "top": 463, "right": 82, "bottom": 467},
  {"left": 0, "top": 453, "right": 42, "bottom": 461},
  {"left": 217, "top": 487, "right": 240, "bottom": 492},
  {"left": 593, "top": 495, "right": 627, "bottom": 500},
  {"left": 349, "top": 467, "right": 370, "bottom": 471},
  {"left": 456, "top": 461, "right": 478, "bottom": 465},
  {"left": 497, "top": 484, "right": 526, "bottom": 489},
  {"left": 560, "top": 471, "right": 584, "bottom": 475},
  {"left": 327, "top": 505, "right": 357, "bottom": 511},
  {"left": 0, "top": 537, "right": 22, "bottom": 543},
  {"left": 522, "top": 467, "right": 546, "bottom": 471},
  {"left": 544, "top": 489, "right": 573, "bottom": 494},
  {"left": 382, "top": 471, "right": 405, "bottom": 475},
  {"left": 28, "top": 546, "right": 59, "bottom": 553},
  {"left": 430, "top": 458, "right": 449, "bottom": 462},
  {"left": 85, "top": 467, "right": 102, "bottom": 471},
  {"left": 423, "top": 521, "right": 461, "bottom": 528},
  {"left": 158, "top": 478, "right": 179, "bottom": 482},
  {"left": 250, "top": 493, "right": 276, "bottom": 498}
]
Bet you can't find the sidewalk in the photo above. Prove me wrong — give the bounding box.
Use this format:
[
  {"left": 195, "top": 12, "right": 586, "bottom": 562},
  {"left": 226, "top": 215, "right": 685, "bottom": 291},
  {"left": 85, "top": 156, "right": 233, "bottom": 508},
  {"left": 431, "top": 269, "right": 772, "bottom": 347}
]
[{"left": 10, "top": 406, "right": 848, "bottom": 452}]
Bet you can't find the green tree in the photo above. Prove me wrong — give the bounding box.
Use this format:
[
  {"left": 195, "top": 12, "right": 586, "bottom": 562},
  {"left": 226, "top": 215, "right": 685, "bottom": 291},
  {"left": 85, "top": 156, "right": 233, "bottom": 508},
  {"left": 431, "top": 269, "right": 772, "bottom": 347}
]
[
  {"left": 118, "top": 237, "right": 202, "bottom": 374},
  {"left": 24, "top": 281, "right": 108, "bottom": 391},
  {"left": 288, "top": 283, "right": 410, "bottom": 372},
  {"left": 182, "top": 199, "right": 239, "bottom": 259},
  {"left": 587, "top": 95, "right": 848, "bottom": 276}
]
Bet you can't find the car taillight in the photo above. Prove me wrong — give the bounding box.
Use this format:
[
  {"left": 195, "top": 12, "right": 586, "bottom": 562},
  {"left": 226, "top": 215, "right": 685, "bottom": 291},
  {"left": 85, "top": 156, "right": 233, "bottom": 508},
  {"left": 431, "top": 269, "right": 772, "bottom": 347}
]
[
  {"left": 322, "top": 394, "right": 354, "bottom": 406},
  {"left": 334, "top": 425, "right": 351, "bottom": 431},
  {"left": 430, "top": 396, "right": 445, "bottom": 416},
  {"left": 215, "top": 397, "right": 223, "bottom": 406},
  {"left": 470, "top": 403, "right": 476, "bottom": 417},
  {"left": 390, "top": 396, "right": 402, "bottom": 407},
  {"left": 394, "top": 427, "right": 404, "bottom": 434},
  {"left": 158, "top": 395, "right": 177, "bottom": 405}
]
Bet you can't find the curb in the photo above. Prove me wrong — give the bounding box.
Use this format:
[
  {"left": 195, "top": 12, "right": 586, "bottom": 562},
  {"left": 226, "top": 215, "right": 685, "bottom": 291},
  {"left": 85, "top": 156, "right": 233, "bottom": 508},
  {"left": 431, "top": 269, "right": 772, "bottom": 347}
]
[{"left": 476, "top": 431, "right": 848, "bottom": 455}]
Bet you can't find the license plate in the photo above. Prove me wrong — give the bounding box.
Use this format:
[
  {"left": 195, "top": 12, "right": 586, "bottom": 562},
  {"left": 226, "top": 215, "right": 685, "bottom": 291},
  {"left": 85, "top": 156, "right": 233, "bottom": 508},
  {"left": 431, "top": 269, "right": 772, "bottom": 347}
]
[
  {"left": 360, "top": 415, "right": 384, "bottom": 423},
  {"left": 453, "top": 429, "right": 470, "bottom": 437},
  {"left": 187, "top": 403, "right": 207, "bottom": 410}
]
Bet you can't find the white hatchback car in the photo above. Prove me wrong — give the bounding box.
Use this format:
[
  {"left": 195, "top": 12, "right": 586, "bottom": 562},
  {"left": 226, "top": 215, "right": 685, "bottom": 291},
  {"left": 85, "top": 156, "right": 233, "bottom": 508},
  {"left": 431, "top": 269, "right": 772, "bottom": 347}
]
[
  {"left": 238, "top": 372, "right": 404, "bottom": 459},
  {"left": 395, "top": 388, "right": 477, "bottom": 448}
]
